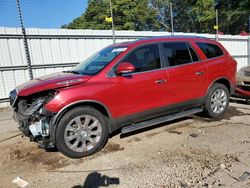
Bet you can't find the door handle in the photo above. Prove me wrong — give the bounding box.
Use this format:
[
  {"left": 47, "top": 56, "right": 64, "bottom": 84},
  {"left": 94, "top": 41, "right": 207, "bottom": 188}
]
[
  {"left": 155, "top": 79, "right": 167, "bottom": 84},
  {"left": 196, "top": 71, "right": 204, "bottom": 75}
]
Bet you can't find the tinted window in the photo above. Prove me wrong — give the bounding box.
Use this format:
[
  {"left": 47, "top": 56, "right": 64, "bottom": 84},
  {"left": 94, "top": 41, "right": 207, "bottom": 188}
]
[
  {"left": 162, "top": 42, "right": 192, "bottom": 67},
  {"left": 123, "top": 44, "right": 161, "bottom": 72},
  {"left": 196, "top": 42, "right": 223, "bottom": 58}
]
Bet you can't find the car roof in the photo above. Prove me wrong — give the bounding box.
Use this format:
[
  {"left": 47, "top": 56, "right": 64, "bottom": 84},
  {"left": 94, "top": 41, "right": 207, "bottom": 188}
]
[{"left": 111, "top": 35, "right": 210, "bottom": 47}]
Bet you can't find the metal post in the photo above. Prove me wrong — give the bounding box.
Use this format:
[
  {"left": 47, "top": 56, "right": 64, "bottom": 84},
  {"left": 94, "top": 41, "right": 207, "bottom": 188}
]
[
  {"left": 109, "top": 0, "right": 115, "bottom": 44},
  {"left": 248, "top": 15, "right": 250, "bottom": 65},
  {"left": 248, "top": 36, "right": 250, "bottom": 66},
  {"left": 249, "top": 14, "right": 250, "bottom": 33},
  {"left": 16, "top": 0, "right": 33, "bottom": 80},
  {"left": 170, "top": 2, "right": 174, "bottom": 35},
  {"left": 215, "top": 9, "right": 219, "bottom": 41}
]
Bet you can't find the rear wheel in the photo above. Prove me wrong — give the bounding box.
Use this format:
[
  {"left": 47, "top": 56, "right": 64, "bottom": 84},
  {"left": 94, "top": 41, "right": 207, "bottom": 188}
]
[
  {"left": 203, "top": 83, "right": 230, "bottom": 118},
  {"left": 56, "top": 107, "right": 109, "bottom": 158},
  {"left": 246, "top": 99, "right": 250, "bottom": 105}
]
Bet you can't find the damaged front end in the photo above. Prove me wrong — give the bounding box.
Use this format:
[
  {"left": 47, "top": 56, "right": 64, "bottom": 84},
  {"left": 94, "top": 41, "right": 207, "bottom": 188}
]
[{"left": 10, "top": 89, "right": 56, "bottom": 149}]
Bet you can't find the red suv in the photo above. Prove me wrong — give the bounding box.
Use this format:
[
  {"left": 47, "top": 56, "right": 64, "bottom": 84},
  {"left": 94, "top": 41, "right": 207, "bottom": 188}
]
[{"left": 10, "top": 36, "right": 237, "bottom": 158}]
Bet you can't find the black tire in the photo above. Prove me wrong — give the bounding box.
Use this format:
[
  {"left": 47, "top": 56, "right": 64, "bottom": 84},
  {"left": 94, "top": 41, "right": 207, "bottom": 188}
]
[
  {"left": 56, "top": 107, "right": 109, "bottom": 159},
  {"left": 203, "top": 83, "right": 230, "bottom": 119},
  {"left": 246, "top": 99, "right": 250, "bottom": 105}
]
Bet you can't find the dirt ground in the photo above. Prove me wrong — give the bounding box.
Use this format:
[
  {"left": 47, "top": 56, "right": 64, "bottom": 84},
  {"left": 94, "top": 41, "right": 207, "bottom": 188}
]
[{"left": 0, "top": 101, "right": 250, "bottom": 188}]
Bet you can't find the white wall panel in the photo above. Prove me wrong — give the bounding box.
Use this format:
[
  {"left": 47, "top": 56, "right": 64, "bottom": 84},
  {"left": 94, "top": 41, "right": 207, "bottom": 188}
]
[
  {"left": 50, "top": 39, "right": 63, "bottom": 63},
  {"left": 0, "top": 72, "right": 7, "bottom": 98},
  {"left": 2, "top": 71, "right": 15, "bottom": 97},
  {"left": 0, "top": 27, "right": 249, "bottom": 107},
  {"left": 13, "top": 70, "right": 28, "bottom": 86},
  {"left": 41, "top": 39, "right": 54, "bottom": 64},
  {"left": 234, "top": 57, "right": 248, "bottom": 70},
  {"left": 220, "top": 40, "right": 248, "bottom": 56},
  {"left": 0, "top": 39, "right": 12, "bottom": 66},
  {"left": 59, "top": 39, "right": 72, "bottom": 63},
  {"left": 29, "top": 39, "right": 44, "bottom": 65}
]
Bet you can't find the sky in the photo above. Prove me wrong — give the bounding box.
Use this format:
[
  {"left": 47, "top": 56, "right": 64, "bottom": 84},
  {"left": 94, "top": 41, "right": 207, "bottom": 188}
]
[{"left": 0, "top": 0, "right": 88, "bottom": 28}]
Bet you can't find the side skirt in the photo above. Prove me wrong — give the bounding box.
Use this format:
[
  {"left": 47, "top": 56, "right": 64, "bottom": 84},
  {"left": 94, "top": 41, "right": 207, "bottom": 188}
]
[
  {"left": 109, "top": 97, "right": 205, "bottom": 133},
  {"left": 121, "top": 108, "right": 203, "bottom": 134}
]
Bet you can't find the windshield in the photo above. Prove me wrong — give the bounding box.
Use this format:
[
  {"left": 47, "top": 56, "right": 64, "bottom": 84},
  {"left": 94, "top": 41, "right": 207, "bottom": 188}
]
[{"left": 72, "top": 46, "right": 128, "bottom": 75}]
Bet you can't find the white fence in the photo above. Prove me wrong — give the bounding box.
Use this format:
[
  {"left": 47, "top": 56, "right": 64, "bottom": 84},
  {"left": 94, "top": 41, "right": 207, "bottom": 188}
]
[{"left": 0, "top": 27, "right": 249, "bottom": 107}]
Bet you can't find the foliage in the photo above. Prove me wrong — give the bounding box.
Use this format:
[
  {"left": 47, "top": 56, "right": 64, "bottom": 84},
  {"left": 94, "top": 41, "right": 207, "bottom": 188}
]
[
  {"left": 63, "top": 0, "right": 160, "bottom": 31},
  {"left": 63, "top": 0, "right": 250, "bottom": 34}
]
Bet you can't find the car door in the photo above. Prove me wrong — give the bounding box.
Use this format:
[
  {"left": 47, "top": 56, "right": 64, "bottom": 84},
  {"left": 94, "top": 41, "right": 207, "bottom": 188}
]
[
  {"left": 110, "top": 44, "right": 169, "bottom": 121},
  {"left": 160, "top": 41, "right": 208, "bottom": 106}
]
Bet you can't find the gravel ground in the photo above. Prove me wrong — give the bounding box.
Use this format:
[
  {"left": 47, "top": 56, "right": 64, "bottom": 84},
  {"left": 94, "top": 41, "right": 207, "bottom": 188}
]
[{"left": 0, "top": 101, "right": 250, "bottom": 188}]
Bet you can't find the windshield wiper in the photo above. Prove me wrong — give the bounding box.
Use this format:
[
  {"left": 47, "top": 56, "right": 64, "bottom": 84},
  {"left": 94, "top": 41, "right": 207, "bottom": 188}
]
[{"left": 63, "top": 70, "right": 80, "bottom": 74}]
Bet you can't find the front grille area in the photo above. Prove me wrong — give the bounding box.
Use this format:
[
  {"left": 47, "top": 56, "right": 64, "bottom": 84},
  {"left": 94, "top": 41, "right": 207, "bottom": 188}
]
[
  {"left": 9, "top": 89, "right": 17, "bottom": 106},
  {"left": 244, "top": 71, "right": 250, "bottom": 76},
  {"left": 244, "top": 81, "right": 250, "bottom": 85},
  {"left": 239, "top": 85, "right": 250, "bottom": 91}
]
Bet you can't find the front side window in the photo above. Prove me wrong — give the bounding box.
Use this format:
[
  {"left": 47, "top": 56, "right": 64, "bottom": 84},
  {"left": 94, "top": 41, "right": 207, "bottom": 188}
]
[
  {"left": 73, "top": 46, "right": 127, "bottom": 75},
  {"left": 161, "top": 42, "right": 194, "bottom": 67},
  {"left": 123, "top": 44, "right": 161, "bottom": 72},
  {"left": 196, "top": 42, "right": 223, "bottom": 59}
]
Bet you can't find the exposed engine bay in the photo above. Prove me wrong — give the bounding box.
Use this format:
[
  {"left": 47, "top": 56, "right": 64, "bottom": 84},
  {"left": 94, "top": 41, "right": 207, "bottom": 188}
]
[{"left": 11, "top": 90, "right": 56, "bottom": 149}]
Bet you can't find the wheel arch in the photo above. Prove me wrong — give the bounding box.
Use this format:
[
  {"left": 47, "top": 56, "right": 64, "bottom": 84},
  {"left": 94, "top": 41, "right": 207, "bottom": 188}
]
[
  {"left": 208, "top": 77, "right": 232, "bottom": 94},
  {"left": 50, "top": 100, "right": 113, "bottom": 144}
]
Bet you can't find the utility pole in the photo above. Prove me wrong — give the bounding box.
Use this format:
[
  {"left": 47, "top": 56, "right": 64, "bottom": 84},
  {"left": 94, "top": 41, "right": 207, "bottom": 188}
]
[
  {"left": 16, "top": 0, "right": 33, "bottom": 80},
  {"left": 170, "top": 2, "right": 174, "bottom": 35},
  {"left": 109, "top": 0, "right": 115, "bottom": 44},
  {"left": 214, "top": 0, "right": 222, "bottom": 41},
  {"left": 215, "top": 8, "right": 219, "bottom": 41},
  {"left": 248, "top": 15, "right": 250, "bottom": 66}
]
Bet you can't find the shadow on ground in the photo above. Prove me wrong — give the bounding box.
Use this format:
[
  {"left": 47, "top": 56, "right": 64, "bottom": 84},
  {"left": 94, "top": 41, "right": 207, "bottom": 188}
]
[
  {"left": 223, "top": 105, "right": 250, "bottom": 120},
  {"left": 72, "top": 171, "right": 120, "bottom": 188}
]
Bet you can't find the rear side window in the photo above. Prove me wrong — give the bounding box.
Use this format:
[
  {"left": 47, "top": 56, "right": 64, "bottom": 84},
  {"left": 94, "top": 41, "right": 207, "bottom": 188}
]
[
  {"left": 196, "top": 42, "right": 223, "bottom": 59},
  {"left": 161, "top": 42, "right": 197, "bottom": 67}
]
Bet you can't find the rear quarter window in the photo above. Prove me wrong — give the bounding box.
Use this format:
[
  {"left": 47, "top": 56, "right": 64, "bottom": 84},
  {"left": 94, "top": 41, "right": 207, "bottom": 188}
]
[{"left": 196, "top": 42, "right": 224, "bottom": 59}]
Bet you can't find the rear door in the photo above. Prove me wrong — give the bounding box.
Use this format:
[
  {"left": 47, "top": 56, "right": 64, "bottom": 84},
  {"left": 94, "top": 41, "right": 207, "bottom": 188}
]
[{"left": 160, "top": 41, "right": 208, "bottom": 105}]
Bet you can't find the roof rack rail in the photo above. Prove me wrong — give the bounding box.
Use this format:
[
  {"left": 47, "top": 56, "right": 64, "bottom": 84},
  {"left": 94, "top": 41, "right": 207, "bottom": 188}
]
[{"left": 136, "top": 35, "right": 207, "bottom": 41}]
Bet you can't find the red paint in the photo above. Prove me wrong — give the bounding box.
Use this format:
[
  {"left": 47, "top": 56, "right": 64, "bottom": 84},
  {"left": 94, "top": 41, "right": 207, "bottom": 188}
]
[
  {"left": 116, "top": 62, "right": 135, "bottom": 74},
  {"left": 16, "top": 37, "right": 237, "bottom": 119},
  {"left": 235, "top": 87, "right": 250, "bottom": 97},
  {"left": 17, "top": 72, "right": 91, "bottom": 96}
]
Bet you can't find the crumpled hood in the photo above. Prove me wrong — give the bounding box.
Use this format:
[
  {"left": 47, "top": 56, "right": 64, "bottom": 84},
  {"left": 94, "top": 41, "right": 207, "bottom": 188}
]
[{"left": 17, "top": 72, "right": 91, "bottom": 96}]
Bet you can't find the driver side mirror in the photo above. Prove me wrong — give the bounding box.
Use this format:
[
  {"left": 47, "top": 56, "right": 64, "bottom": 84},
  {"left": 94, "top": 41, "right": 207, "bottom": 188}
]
[{"left": 116, "top": 62, "right": 135, "bottom": 75}]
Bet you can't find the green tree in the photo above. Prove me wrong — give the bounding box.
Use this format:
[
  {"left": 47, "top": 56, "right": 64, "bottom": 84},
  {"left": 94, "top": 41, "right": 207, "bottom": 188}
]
[
  {"left": 64, "top": 0, "right": 250, "bottom": 34},
  {"left": 150, "top": 0, "right": 208, "bottom": 32},
  {"left": 63, "top": 0, "right": 161, "bottom": 31},
  {"left": 217, "top": 0, "right": 250, "bottom": 34},
  {"left": 188, "top": 0, "right": 215, "bottom": 33},
  {"left": 189, "top": 0, "right": 250, "bottom": 34}
]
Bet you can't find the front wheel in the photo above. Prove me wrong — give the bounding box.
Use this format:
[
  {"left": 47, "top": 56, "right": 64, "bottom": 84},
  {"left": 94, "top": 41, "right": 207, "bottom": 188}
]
[
  {"left": 203, "top": 83, "right": 230, "bottom": 119},
  {"left": 56, "top": 107, "right": 109, "bottom": 158}
]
